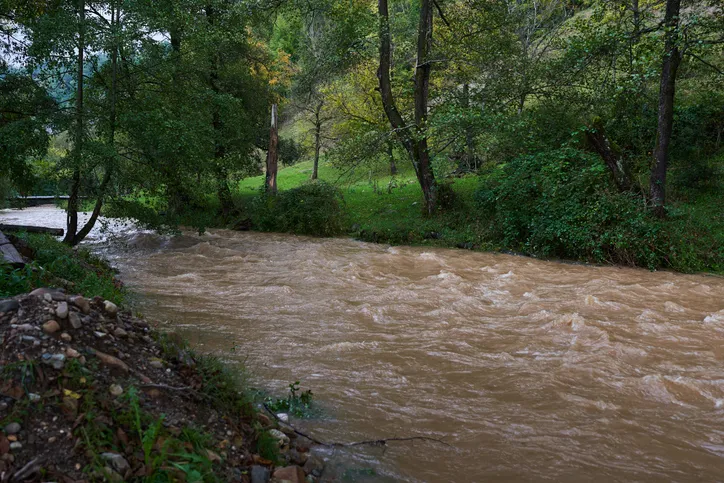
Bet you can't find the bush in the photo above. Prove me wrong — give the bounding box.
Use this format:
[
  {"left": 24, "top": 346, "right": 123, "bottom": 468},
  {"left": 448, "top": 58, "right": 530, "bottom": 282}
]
[
  {"left": 249, "top": 181, "right": 345, "bottom": 236},
  {"left": 475, "top": 147, "right": 701, "bottom": 270}
]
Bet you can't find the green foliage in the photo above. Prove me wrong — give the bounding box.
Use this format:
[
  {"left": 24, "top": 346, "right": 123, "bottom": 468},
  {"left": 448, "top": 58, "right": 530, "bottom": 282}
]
[
  {"left": 195, "top": 354, "right": 253, "bottom": 417},
  {"left": 0, "top": 263, "right": 38, "bottom": 296},
  {"left": 255, "top": 430, "right": 282, "bottom": 464},
  {"left": 474, "top": 148, "right": 716, "bottom": 271},
  {"left": 265, "top": 381, "right": 315, "bottom": 418},
  {"left": 279, "top": 137, "right": 304, "bottom": 166},
  {"left": 0, "top": 71, "right": 53, "bottom": 194},
  {"left": 248, "top": 181, "right": 345, "bottom": 236},
  {"left": 114, "top": 387, "right": 219, "bottom": 483}
]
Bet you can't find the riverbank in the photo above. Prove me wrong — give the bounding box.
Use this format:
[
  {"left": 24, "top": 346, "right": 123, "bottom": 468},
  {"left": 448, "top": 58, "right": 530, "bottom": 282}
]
[
  {"left": 0, "top": 235, "right": 324, "bottom": 482},
  {"left": 3, "top": 211, "right": 724, "bottom": 481},
  {"left": 231, "top": 160, "right": 724, "bottom": 274}
]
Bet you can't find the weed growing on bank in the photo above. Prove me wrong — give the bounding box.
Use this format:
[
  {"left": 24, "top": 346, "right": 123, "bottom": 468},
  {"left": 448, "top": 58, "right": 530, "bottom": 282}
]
[{"left": 265, "top": 381, "right": 315, "bottom": 418}]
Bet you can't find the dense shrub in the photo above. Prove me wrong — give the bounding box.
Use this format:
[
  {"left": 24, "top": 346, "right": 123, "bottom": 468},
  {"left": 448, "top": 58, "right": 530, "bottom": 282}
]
[
  {"left": 248, "top": 181, "right": 345, "bottom": 236},
  {"left": 475, "top": 148, "right": 700, "bottom": 269},
  {"left": 279, "top": 138, "right": 304, "bottom": 166}
]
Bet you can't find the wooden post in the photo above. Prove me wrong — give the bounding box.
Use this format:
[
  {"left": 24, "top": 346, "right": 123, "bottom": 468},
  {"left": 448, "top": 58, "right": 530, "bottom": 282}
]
[{"left": 265, "top": 104, "right": 279, "bottom": 195}]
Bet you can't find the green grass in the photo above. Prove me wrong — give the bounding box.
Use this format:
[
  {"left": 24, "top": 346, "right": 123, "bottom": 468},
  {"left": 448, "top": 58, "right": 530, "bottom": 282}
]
[
  {"left": 0, "top": 233, "right": 125, "bottom": 303},
  {"left": 237, "top": 159, "right": 495, "bottom": 248}
]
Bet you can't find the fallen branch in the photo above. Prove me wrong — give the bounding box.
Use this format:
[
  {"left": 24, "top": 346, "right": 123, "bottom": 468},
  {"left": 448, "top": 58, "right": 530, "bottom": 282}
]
[
  {"left": 11, "top": 457, "right": 44, "bottom": 482},
  {"left": 140, "top": 383, "right": 195, "bottom": 392},
  {"left": 263, "top": 404, "right": 451, "bottom": 448}
]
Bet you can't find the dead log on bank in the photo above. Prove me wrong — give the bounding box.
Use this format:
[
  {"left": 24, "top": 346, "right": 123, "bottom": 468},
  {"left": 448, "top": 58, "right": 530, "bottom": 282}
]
[
  {"left": 0, "top": 231, "right": 25, "bottom": 266},
  {"left": 0, "top": 224, "right": 64, "bottom": 236}
]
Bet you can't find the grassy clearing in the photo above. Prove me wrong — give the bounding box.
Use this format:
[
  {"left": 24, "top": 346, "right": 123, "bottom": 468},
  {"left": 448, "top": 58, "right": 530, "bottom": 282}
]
[{"left": 236, "top": 159, "right": 492, "bottom": 246}]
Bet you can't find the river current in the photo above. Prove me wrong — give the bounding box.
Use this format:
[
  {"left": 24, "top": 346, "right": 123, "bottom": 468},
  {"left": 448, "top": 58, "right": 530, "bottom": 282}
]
[{"left": 3, "top": 206, "right": 724, "bottom": 481}]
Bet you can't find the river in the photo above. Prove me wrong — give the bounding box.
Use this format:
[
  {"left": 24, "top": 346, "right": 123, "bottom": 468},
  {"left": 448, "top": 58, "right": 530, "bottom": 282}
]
[{"left": 3, "top": 206, "right": 724, "bottom": 481}]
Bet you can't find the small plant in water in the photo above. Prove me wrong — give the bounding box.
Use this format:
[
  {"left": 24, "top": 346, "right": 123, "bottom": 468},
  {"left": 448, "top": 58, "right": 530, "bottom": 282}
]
[{"left": 265, "top": 381, "right": 314, "bottom": 418}]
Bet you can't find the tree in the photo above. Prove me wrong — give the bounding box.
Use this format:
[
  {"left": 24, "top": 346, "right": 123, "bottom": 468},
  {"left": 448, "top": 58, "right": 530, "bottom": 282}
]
[
  {"left": 0, "top": 72, "right": 54, "bottom": 195},
  {"left": 649, "top": 0, "right": 682, "bottom": 217},
  {"left": 265, "top": 104, "right": 279, "bottom": 194},
  {"left": 377, "top": 0, "right": 436, "bottom": 214}
]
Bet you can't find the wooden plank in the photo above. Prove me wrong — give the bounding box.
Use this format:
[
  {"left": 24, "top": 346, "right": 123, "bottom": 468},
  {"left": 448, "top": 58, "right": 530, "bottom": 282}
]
[
  {"left": 0, "top": 231, "right": 25, "bottom": 266},
  {"left": 0, "top": 224, "right": 64, "bottom": 236}
]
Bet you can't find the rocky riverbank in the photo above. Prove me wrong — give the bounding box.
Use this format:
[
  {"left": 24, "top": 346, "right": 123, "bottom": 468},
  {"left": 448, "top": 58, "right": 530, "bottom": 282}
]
[{"left": 0, "top": 289, "right": 324, "bottom": 482}]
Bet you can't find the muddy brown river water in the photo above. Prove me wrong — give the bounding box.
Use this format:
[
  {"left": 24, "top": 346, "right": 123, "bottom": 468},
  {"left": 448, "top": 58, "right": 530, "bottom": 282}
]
[{"left": 3, "top": 206, "right": 724, "bottom": 481}]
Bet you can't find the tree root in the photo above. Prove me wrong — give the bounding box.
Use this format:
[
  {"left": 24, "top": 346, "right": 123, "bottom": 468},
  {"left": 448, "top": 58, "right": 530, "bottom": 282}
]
[{"left": 262, "top": 404, "right": 451, "bottom": 448}]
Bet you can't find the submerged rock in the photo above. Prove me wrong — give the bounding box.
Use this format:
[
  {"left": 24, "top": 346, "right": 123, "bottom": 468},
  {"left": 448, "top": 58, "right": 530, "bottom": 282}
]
[{"left": 303, "top": 454, "right": 324, "bottom": 477}]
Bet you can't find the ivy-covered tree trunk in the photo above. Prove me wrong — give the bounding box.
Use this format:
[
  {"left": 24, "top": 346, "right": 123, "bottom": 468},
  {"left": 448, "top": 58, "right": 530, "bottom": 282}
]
[
  {"left": 649, "top": 0, "right": 682, "bottom": 218},
  {"left": 585, "top": 120, "right": 634, "bottom": 193},
  {"left": 312, "top": 101, "right": 322, "bottom": 180},
  {"left": 377, "top": 0, "right": 437, "bottom": 215},
  {"left": 462, "top": 83, "right": 476, "bottom": 171}
]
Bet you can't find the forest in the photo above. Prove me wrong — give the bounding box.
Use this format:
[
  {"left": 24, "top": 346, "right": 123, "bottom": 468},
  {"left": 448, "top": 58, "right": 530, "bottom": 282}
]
[{"left": 2, "top": 0, "right": 723, "bottom": 272}]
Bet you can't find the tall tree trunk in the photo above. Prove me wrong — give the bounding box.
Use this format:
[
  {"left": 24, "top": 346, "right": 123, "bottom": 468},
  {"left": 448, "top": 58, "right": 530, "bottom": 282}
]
[
  {"left": 376, "top": 0, "right": 412, "bottom": 153},
  {"left": 585, "top": 121, "right": 634, "bottom": 193},
  {"left": 462, "top": 83, "right": 475, "bottom": 171},
  {"left": 312, "top": 102, "right": 321, "bottom": 180},
  {"left": 265, "top": 104, "right": 278, "bottom": 194},
  {"left": 74, "top": 167, "right": 112, "bottom": 244},
  {"left": 64, "top": 0, "right": 85, "bottom": 245},
  {"left": 377, "top": 0, "right": 436, "bottom": 214},
  {"left": 649, "top": 0, "right": 682, "bottom": 218},
  {"left": 167, "top": 25, "right": 189, "bottom": 212},
  {"left": 412, "top": 0, "right": 436, "bottom": 214},
  {"left": 68, "top": 1, "right": 118, "bottom": 246}
]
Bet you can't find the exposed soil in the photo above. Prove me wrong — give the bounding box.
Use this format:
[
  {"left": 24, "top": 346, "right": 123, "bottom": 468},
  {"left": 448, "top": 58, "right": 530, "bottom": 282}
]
[{"left": 0, "top": 289, "right": 320, "bottom": 482}]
